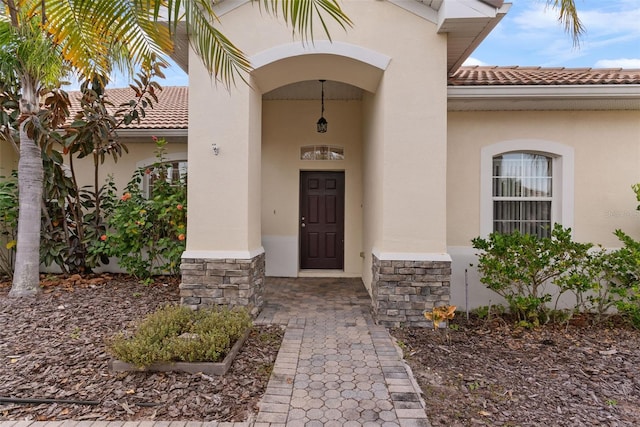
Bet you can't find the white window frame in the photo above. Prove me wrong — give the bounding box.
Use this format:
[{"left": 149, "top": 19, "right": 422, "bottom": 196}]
[
  {"left": 480, "top": 140, "right": 574, "bottom": 237},
  {"left": 136, "top": 152, "right": 188, "bottom": 199}
]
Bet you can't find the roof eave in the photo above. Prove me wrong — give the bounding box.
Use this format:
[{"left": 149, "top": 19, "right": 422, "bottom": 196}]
[
  {"left": 449, "top": 84, "right": 640, "bottom": 98},
  {"left": 116, "top": 128, "right": 188, "bottom": 139},
  {"left": 447, "top": 84, "right": 640, "bottom": 110},
  {"left": 437, "top": 1, "right": 511, "bottom": 73}
]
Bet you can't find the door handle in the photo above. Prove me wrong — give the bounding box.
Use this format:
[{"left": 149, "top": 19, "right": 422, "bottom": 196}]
[{"left": 301, "top": 223, "right": 306, "bottom": 228}]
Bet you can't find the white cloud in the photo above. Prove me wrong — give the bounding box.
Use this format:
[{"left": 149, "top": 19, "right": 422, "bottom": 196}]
[
  {"left": 462, "top": 57, "right": 488, "bottom": 66},
  {"left": 594, "top": 58, "right": 640, "bottom": 68},
  {"left": 477, "top": 1, "right": 640, "bottom": 68},
  {"left": 580, "top": 8, "right": 640, "bottom": 37}
]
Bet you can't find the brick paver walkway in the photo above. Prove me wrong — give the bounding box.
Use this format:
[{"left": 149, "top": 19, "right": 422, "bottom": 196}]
[
  {"left": 0, "top": 278, "right": 430, "bottom": 427},
  {"left": 253, "top": 277, "right": 430, "bottom": 427}
]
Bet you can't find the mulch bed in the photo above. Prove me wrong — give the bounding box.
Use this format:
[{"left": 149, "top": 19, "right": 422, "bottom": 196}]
[
  {"left": 0, "top": 275, "right": 283, "bottom": 422},
  {"left": 5, "top": 275, "right": 640, "bottom": 425},
  {"left": 391, "top": 315, "right": 640, "bottom": 427}
]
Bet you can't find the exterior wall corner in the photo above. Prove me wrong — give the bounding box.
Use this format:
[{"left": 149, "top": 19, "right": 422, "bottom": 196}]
[
  {"left": 371, "top": 253, "right": 451, "bottom": 328},
  {"left": 179, "top": 252, "right": 265, "bottom": 317}
]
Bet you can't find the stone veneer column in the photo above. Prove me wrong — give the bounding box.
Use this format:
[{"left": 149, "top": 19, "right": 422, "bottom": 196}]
[
  {"left": 371, "top": 255, "right": 451, "bottom": 328},
  {"left": 180, "top": 253, "right": 265, "bottom": 317}
]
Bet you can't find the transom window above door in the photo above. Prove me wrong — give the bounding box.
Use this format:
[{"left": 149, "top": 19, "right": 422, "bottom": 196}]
[
  {"left": 301, "top": 145, "right": 344, "bottom": 160},
  {"left": 492, "top": 152, "right": 552, "bottom": 238}
]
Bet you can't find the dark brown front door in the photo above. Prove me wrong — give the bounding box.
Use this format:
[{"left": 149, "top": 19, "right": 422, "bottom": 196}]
[{"left": 299, "top": 171, "right": 345, "bottom": 269}]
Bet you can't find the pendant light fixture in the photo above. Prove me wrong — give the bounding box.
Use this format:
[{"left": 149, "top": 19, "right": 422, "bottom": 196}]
[{"left": 316, "top": 79, "right": 328, "bottom": 133}]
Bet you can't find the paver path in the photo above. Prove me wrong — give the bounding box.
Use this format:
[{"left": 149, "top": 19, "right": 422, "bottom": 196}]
[{"left": 254, "top": 277, "right": 430, "bottom": 427}]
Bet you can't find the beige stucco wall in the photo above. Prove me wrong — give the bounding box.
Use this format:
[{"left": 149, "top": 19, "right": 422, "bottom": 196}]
[
  {"left": 362, "top": 90, "right": 385, "bottom": 290},
  {"left": 1, "top": 138, "right": 185, "bottom": 192},
  {"left": 70, "top": 139, "right": 187, "bottom": 194},
  {"left": 187, "top": 0, "right": 449, "bottom": 285},
  {"left": 447, "top": 109, "right": 640, "bottom": 309}
]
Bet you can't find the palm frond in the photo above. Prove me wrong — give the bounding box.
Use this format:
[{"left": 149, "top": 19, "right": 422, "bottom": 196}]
[
  {"left": 0, "top": 8, "right": 64, "bottom": 91},
  {"left": 178, "top": 0, "right": 251, "bottom": 87},
  {"left": 545, "top": 0, "right": 584, "bottom": 46},
  {"left": 38, "top": 0, "right": 110, "bottom": 77},
  {"left": 41, "top": 0, "right": 172, "bottom": 80},
  {"left": 262, "top": 0, "right": 352, "bottom": 41},
  {"left": 4, "top": 0, "right": 352, "bottom": 89}
]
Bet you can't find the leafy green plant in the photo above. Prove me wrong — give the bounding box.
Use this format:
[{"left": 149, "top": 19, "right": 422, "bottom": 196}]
[
  {"left": 93, "top": 137, "right": 187, "bottom": 278},
  {"left": 472, "top": 224, "right": 591, "bottom": 325},
  {"left": 467, "top": 381, "right": 480, "bottom": 391},
  {"left": 0, "top": 172, "right": 18, "bottom": 277},
  {"left": 472, "top": 304, "right": 506, "bottom": 320},
  {"left": 554, "top": 229, "right": 640, "bottom": 327},
  {"left": 1, "top": 62, "right": 166, "bottom": 275},
  {"left": 109, "top": 305, "right": 252, "bottom": 367},
  {"left": 38, "top": 67, "right": 164, "bottom": 274},
  {"left": 608, "top": 230, "right": 640, "bottom": 328},
  {"left": 547, "top": 308, "right": 573, "bottom": 324},
  {"left": 557, "top": 246, "right": 629, "bottom": 323}
]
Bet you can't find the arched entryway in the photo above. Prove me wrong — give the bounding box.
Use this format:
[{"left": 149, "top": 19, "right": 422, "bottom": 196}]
[{"left": 254, "top": 42, "right": 390, "bottom": 283}]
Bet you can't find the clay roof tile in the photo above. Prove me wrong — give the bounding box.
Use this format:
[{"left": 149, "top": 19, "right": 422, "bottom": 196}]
[
  {"left": 67, "top": 86, "right": 188, "bottom": 130},
  {"left": 449, "top": 66, "right": 640, "bottom": 86}
]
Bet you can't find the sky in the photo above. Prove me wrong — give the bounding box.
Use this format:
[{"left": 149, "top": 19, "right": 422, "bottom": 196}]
[
  {"left": 464, "top": 0, "right": 640, "bottom": 68},
  {"left": 93, "top": 0, "right": 640, "bottom": 89}
]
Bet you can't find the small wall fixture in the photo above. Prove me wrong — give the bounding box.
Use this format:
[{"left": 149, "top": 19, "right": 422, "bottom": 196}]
[
  {"left": 317, "top": 79, "right": 328, "bottom": 133},
  {"left": 212, "top": 143, "right": 220, "bottom": 156}
]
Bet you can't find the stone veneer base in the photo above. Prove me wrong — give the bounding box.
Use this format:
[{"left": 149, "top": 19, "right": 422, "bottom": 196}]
[
  {"left": 180, "top": 253, "right": 265, "bottom": 317},
  {"left": 371, "top": 254, "right": 451, "bottom": 328}
]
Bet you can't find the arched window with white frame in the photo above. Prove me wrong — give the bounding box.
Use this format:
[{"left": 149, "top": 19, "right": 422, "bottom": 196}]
[{"left": 480, "top": 140, "right": 574, "bottom": 238}]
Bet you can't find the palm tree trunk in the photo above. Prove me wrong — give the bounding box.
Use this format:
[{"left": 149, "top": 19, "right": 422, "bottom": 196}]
[{"left": 10, "top": 74, "right": 43, "bottom": 297}]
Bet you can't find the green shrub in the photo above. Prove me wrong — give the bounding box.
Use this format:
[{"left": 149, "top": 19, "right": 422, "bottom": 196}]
[
  {"left": 109, "top": 305, "right": 252, "bottom": 367},
  {"left": 473, "top": 224, "right": 640, "bottom": 328},
  {"left": 472, "top": 224, "right": 591, "bottom": 325},
  {"left": 554, "top": 230, "right": 640, "bottom": 327},
  {"left": 609, "top": 230, "right": 640, "bottom": 328},
  {"left": 92, "top": 138, "right": 187, "bottom": 278}
]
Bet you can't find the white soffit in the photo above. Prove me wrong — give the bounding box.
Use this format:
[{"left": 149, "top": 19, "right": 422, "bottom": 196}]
[
  {"left": 169, "top": 21, "right": 189, "bottom": 73},
  {"left": 438, "top": 0, "right": 511, "bottom": 72},
  {"left": 390, "top": 1, "right": 510, "bottom": 72},
  {"left": 448, "top": 85, "right": 640, "bottom": 111}
]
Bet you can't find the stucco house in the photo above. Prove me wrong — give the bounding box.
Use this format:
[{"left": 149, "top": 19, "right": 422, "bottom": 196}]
[
  {"left": 173, "top": 0, "right": 640, "bottom": 327},
  {"left": 1, "top": 0, "right": 639, "bottom": 327}
]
